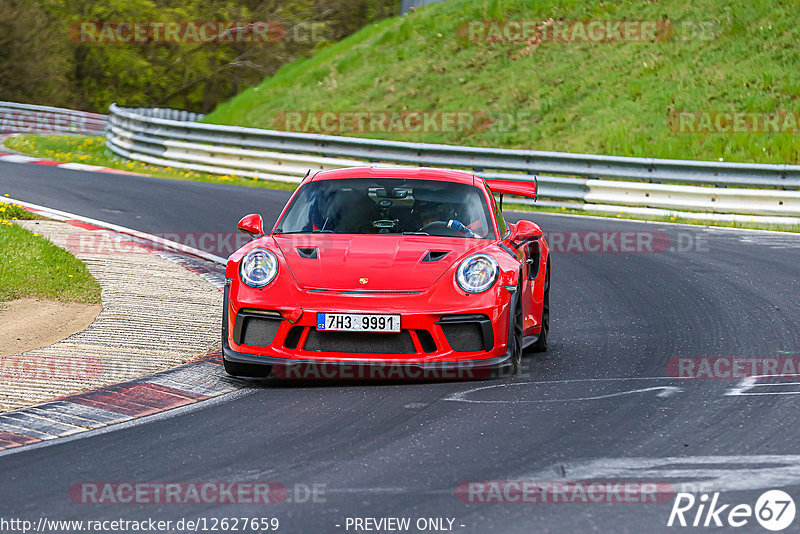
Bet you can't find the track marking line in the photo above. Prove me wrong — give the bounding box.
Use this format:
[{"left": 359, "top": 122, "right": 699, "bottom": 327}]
[
  {"left": 517, "top": 455, "right": 800, "bottom": 493},
  {"left": 444, "top": 377, "right": 683, "bottom": 404},
  {"left": 725, "top": 375, "right": 800, "bottom": 396}
]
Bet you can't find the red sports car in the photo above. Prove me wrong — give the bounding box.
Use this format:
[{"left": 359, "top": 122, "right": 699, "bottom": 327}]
[{"left": 222, "top": 167, "right": 550, "bottom": 379}]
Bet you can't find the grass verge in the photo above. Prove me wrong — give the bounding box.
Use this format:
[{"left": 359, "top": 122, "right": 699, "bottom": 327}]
[{"left": 0, "top": 200, "right": 102, "bottom": 303}]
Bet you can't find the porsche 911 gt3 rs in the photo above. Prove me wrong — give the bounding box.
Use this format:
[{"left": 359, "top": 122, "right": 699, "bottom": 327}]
[{"left": 222, "top": 166, "right": 550, "bottom": 379}]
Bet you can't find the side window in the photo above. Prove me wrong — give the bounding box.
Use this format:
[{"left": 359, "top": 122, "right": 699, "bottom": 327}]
[{"left": 484, "top": 184, "right": 508, "bottom": 238}]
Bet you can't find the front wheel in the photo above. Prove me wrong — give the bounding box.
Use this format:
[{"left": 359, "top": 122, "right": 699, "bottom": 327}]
[
  {"left": 494, "top": 281, "right": 523, "bottom": 377},
  {"left": 530, "top": 263, "right": 550, "bottom": 353}
]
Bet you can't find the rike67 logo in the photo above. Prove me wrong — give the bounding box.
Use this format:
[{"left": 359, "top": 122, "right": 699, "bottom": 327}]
[{"left": 668, "top": 490, "right": 796, "bottom": 531}]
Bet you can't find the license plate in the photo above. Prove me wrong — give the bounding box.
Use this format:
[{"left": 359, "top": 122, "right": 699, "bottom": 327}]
[{"left": 316, "top": 313, "right": 401, "bottom": 333}]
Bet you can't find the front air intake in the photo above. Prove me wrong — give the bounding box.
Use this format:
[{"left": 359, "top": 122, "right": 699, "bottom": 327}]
[
  {"left": 304, "top": 330, "right": 416, "bottom": 354},
  {"left": 234, "top": 310, "right": 283, "bottom": 347},
  {"left": 436, "top": 314, "right": 494, "bottom": 352}
]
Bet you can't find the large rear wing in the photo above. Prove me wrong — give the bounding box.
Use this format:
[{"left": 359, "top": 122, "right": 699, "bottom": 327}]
[{"left": 482, "top": 176, "right": 538, "bottom": 201}]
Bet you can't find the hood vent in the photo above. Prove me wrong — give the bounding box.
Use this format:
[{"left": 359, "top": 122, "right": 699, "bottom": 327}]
[
  {"left": 297, "top": 247, "right": 318, "bottom": 259},
  {"left": 422, "top": 250, "right": 449, "bottom": 262}
]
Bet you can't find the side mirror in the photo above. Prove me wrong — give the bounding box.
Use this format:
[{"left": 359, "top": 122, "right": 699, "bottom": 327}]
[
  {"left": 237, "top": 214, "right": 264, "bottom": 238},
  {"left": 508, "top": 220, "right": 542, "bottom": 247}
]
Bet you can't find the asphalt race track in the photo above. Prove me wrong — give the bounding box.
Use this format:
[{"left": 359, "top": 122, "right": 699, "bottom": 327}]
[{"left": 3, "top": 160, "right": 800, "bottom": 533}]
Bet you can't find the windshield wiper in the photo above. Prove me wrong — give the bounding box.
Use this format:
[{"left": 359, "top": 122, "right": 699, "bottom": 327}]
[{"left": 402, "top": 231, "right": 430, "bottom": 235}]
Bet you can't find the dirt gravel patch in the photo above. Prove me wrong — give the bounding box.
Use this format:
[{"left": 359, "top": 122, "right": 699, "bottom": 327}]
[{"left": 0, "top": 298, "right": 101, "bottom": 358}]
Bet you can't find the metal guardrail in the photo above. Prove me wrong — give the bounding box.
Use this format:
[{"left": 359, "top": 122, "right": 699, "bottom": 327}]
[
  {"left": 105, "top": 104, "right": 800, "bottom": 219},
  {"left": 0, "top": 100, "right": 795, "bottom": 222},
  {"left": 0, "top": 101, "right": 106, "bottom": 136}
]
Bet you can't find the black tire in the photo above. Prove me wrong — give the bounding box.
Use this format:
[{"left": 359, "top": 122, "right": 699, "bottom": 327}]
[
  {"left": 530, "top": 263, "right": 550, "bottom": 353},
  {"left": 223, "top": 357, "right": 272, "bottom": 378},
  {"left": 509, "top": 281, "right": 523, "bottom": 372},
  {"left": 494, "top": 280, "right": 523, "bottom": 377}
]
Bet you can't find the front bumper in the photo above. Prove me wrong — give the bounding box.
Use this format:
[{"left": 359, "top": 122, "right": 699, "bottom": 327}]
[{"left": 222, "top": 284, "right": 517, "bottom": 378}]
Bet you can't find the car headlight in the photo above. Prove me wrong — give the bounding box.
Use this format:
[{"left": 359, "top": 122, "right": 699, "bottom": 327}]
[
  {"left": 456, "top": 254, "right": 499, "bottom": 293},
  {"left": 240, "top": 248, "right": 279, "bottom": 288}
]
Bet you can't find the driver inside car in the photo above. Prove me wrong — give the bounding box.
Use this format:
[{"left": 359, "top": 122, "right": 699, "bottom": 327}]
[
  {"left": 417, "top": 200, "right": 445, "bottom": 228},
  {"left": 414, "top": 200, "right": 477, "bottom": 237}
]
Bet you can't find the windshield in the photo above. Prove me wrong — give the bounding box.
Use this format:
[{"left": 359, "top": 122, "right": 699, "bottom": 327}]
[{"left": 275, "top": 178, "right": 495, "bottom": 239}]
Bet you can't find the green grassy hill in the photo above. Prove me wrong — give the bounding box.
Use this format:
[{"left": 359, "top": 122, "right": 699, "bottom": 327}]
[{"left": 203, "top": 0, "right": 800, "bottom": 164}]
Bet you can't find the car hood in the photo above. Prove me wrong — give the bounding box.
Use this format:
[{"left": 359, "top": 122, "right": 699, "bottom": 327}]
[{"left": 274, "top": 234, "right": 485, "bottom": 291}]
